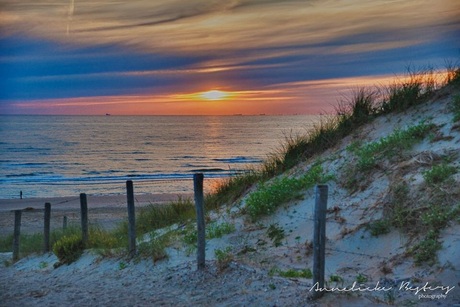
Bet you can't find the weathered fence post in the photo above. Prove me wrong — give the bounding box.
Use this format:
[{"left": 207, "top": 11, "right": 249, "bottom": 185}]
[
  {"left": 126, "top": 180, "right": 136, "bottom": 256},
  {"left": 80, "top": 193, "right": 89, "bottom": 246},
  {"left": 12, "top": 210, "right": 22, "bottom": 261},
  {"left": 312, "top": 184, "right": 328, "bottom": 299},
  {"left": 44, "top": 202, "right": 51, "bottom": 253},
  {"left": 63, "top": 216, "right": 68, "bottom": 230},
  {"left": 193, "top": 173, "right": 206, "bottom": 270}
]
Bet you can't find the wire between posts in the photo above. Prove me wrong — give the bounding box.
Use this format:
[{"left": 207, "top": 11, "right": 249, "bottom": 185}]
[{"left": 325, "top": 247, "right": 391, "bottom": 260}]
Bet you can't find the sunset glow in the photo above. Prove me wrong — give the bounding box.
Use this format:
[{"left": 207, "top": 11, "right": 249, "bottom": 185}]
[
  {"left": 200, "top": 90, "right": 230, "bottom": 101},
  {"left": 0, "top": 0, "right": 458, "bottom": 115}
]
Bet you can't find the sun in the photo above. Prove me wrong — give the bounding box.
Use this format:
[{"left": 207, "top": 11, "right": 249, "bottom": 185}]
[{"left": 200, "top": 90, "right": 229, "bottom": 100}]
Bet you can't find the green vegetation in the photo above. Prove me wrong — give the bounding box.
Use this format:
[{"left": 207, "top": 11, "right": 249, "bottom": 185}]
[
  {"left": 266, "top": 223, "right": 285, "bottom": 247},
  {"left": 214, "top": 246, "right": 233, "bottom": 271},
  {"left": 410, "top": 202, "right": 460, "bottom": 265},
  {"left": 137, "top": 231, "right": 173, "bottom": 262},
  {"left": 206, "top": 222, "right": 236, "bottom": 239},
  {"left": 356, "top": 274, "right": 368, "bottom": 283},
  {"left": 410, "top": 230, "right": 443, "bottom": 265},
  {"left": 133, "top": 197, "right": 195, "bottom": 235},
  {"left": 343, "top": 121, "right": 434, "bottom": 191},
  {"left": 384, "top": 181, "right": 417, "bottom": 231},
  {"left": 52, "top": 234, "right": 84, "bottom": 265},
  {"left": 380, "top": 162, "right": 459, "bottom": 265},
  {"left": 446, "top": 62, "right": 460, "bottom": 87},
  {"left": 246, "top": 164, "right": 333, "bottom": 219},
  {"left": 452, "top": 95, "right": 460, "bottom": 122},
  {"left": 422, "top": 162, "right": 457, "bottom": 185},
  {"left": 0, "top": 225, "right": 78, "bottom": 256},
  {"left": 118, "top": 261, "right": 127, "bottom": 270},
  {"left": 206, "top": 171, "right": 262, "bottom": 207},
  {"left": 329, "top": 274, "right": 344, "bottom": 283},
  {"left": 349, "top": 121, "right": 434, "bottom": 172},
  {"left": 181, "top": 221, "right": 235, "bottom": 248},
  {"left": 270, "top": 267, "right": 313, "bottom": 278},
  {"left": 367, "top": 219, "right": 391, "bottom": 237}
]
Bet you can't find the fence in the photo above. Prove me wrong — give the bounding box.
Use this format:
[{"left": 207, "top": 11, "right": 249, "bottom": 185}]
[
  {"left": 9, "top": 176, "right": 207, "bottom": 270},
  {"left": 8, "top": 179, "right": 460, "bottom": 300}
]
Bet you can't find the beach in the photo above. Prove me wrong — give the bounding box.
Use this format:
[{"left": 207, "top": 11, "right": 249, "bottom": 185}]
[{"left": 0, "top": 193, "right": 192, "bottom": 236}]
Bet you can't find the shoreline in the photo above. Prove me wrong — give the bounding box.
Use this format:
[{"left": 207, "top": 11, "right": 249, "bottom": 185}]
[
  {"left": 0, "top": 193, "right": 193, "bottom": 235},
  {"left": 0, "top": 193, "right": 194, "bottom": 212}
]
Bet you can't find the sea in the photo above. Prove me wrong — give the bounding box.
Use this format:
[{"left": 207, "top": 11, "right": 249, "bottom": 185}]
[{"left": 0, "top": 115, "right": 319, "bottom": 199}]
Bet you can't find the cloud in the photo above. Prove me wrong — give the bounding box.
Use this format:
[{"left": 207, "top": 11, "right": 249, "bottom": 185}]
[
  {"left": 1, "top": 0, "right": 459, "bottom": 114},
  {"left": 2, "top": 0, "right": 458, "bottom": 58}
]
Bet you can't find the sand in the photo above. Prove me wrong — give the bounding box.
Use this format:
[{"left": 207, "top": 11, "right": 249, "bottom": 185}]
[{"left": 0, "top": 193, "right": 192, "bottom": 235}]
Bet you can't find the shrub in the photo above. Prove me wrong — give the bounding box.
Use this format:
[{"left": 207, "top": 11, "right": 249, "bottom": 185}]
[
  {"left": 52, "top": 234, "right": 84, "bottom": 264},
  {"left": 421, "top": 205, "right": 451, "bottom": 230},
  {"left": 367, "top": 219, "right": 391, "bottom": 236},
  {"left": 205, "top": 171, "right": 261, "bottom": 208},
  {"left": 278, "top": 268, "right": 313, "bottom": 278},
  {"left": 386, "top": 182, "right": 417, "bottom": 231},
  {"left": 135, "top": 197, "right": 195, "bottom": 235},
  {"left": 88, "top": 226, "right": 123, "bottom": 250},
  {"left": 411, "top": 230, "right": 442, "bottom": 265},
  {"left": 446, "top": 63, "right": 460, "bottom": 86},
  {"left": 452, "top": 95, "right": 460, "bottom": 122},
  {"left": 266, "top": 223, "right": 285, "bottom": 247},
  {"left": 423, "top": 163, "right": 457, "bottom": 185},
  {"left": 206, "top": 222, "right": 236, "bottom": 239},
  {"left": 330, "top": 274, "right": 344, "bottom": 283},
  {"left": 138, "top": 232, "right": 170, "bottom": 262},
  {"left": 356, "top": 274, "right": 368, "bottom": 283},
  {"left": 382, "top": 82, "right": 422, "bottom": 113},
  {"left": 214, "top": 247, "right": 233, "bottom": 271},
  {"left": 246, "top": 164, "right": 333, "bottom": 219},
  {"left": 351, "top": 121, "right": 434, "bottom": 172}
]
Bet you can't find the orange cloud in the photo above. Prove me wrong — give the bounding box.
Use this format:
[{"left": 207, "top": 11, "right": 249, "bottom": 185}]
[{"left": 9, "top": 71, "right": 448, "bottom": 115}]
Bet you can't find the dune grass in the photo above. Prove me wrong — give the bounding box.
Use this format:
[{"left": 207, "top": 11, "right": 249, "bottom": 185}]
[
  {"left": 207, "top": 65, "right": 459, "bottom": 208},
  {"left": 245, "top": 164, "right": 334, "bottom": 220},
  {"left": 0, "top": 224, "right": 125, "bottom": 260},
  {"left": 347, "top": 120, "right": 435, "bottom": 172},
  {"left": 451, "top": 95, "right": 460, "bottom": 122},
  {"left": 128, "top": 197, "right": 195, "bottom": 235}
]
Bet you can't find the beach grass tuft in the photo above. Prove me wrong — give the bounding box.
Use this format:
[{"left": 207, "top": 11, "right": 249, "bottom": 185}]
[
  {"left": 132, "top": 197, "right": 195, "bottom": 236},
  {"left": 245, "top": 164, "right": 333, "bottom": 220},
  {"left": 206, "top": 65, "right": 457, "bottom": 209},
  {"left": 451, "top": 94, "right": 460, "bottom": 122}
]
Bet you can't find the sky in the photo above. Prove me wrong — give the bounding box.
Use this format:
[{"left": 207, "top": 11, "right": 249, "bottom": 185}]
[{"left": 0, "top": 0, "right": 459, "bottom": 115}]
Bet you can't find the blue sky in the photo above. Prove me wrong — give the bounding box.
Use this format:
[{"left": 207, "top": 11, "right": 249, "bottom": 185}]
[{"left": 0, "top": 0, "right": 459, "bottom": 115}]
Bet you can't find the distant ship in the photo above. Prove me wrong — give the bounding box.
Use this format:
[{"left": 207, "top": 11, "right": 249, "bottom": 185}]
[{"left": 105, "top": 113, "right": 111, "bottom": 116}]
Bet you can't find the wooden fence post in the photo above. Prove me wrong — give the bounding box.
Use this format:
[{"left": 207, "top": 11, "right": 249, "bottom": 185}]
[
  {"left": 126, "top": 180, "right": 136, "bottom": 256},
  {"left": 80, "top": 193, "right": 88, "bottom": 246},
  {"left": 193, "top": 173, "right": 206, "bottom": 270},
  {"left": 63, "top": 216, "right": 68, "bottom": 230},
  {"left": 12, "top": 210, "right": 22, "bottom": 261},
  {"left": 44, "top": 202, "right": 51, "bottom": 253},
  {"left": 312, "top": 184, "right": 328, "bottom": 299}
]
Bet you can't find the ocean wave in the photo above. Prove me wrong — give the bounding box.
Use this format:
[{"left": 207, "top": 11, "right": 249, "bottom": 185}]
[
  {"left": 212, "top": 156, "right": 263, "bottom": 164},
  {"left": 0, "top": 171, "right": 238, "bottom": 185}
]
